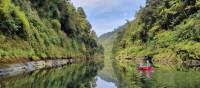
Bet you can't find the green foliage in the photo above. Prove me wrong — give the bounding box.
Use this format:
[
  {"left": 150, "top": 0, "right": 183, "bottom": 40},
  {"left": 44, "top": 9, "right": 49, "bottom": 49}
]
[
  {"left": 113, "top": 0, "right": 200, "bottom": 64},
  {"left": 175, "top": 15, "right": 200, "bottom": 41},
  {"left": 0, "top": 0, "right": 101, "bottom": 61},
  {"left": 14, "top": 7, "right": 30, "bottom": 30},
  {"left": 51, "top": 19, "right": 61, "bottom": 30},
  {"left": 176, "top": 41, "right": 200, "bottom": 60},
  {"left": 0, "top": 0, "right": 12, "bottom": 17}
]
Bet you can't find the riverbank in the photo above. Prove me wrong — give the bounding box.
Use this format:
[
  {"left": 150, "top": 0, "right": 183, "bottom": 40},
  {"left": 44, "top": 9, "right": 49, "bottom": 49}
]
[
  {"left": 115, "top": 55, "right": 200, "bottom": 71},
  {"left": 0, "top": 58, "right": 75, "bottom": 77},
  {"left": 0, "top": 61, "right": 103, "bottom": 88},
  {"left": 0, "top": 54, "right": 104, "bottom": 77}
]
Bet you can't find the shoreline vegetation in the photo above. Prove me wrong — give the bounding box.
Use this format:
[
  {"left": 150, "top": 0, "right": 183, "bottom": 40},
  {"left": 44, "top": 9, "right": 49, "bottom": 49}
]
[
  {"left": 111, "top": 0, "right": 200, "bottom": 70},
  {"left": 0, "top": 0, "right": 103, "bottom": 64},
  {"left": 0, "top": 60, "right": 103, "bottom": 88},
  {"left": 0, "top": 55, "right": 104, "bottom": 78}
]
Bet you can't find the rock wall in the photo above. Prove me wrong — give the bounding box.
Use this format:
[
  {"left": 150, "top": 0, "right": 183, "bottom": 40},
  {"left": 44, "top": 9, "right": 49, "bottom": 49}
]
[{"left": 0, "top": 59, "right": 75, "bottom": 77}]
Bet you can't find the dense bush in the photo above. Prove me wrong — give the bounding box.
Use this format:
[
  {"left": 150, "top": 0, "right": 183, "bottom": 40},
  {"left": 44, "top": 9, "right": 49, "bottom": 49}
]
[
  {"left": 0, "top": 0, "right": 102, "bottom": 61},
  {"left": 113, "top": 0, "right": 200, "bottom": 62}
]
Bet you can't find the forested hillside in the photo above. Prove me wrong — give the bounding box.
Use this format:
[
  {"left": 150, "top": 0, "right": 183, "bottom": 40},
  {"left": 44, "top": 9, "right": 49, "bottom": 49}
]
[
  {"left": 97, "top": 24, "right": 127, "bottom": 84},
  {"left": 113, "top": 0, "right": 200, "bottom": 68},
  {"left": 0, "top": 0, "right": 103, "bottom": 63},
  {"left": 98, "top": 24, "right": 127, "bottom": 51}
]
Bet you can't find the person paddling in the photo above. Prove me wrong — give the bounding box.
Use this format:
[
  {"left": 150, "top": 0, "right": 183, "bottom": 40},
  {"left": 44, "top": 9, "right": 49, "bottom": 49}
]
[{"left": 137, "top": 56, "right": 154, "bottom": 71}]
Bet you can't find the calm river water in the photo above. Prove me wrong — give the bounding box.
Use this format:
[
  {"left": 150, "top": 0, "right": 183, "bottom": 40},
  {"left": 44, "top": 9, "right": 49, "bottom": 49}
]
[{"left": 0, "top": 60, "right": 200, "bottom": 88}]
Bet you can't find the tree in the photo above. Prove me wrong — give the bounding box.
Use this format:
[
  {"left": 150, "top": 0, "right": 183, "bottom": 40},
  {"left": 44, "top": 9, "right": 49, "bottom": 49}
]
[{"left": 77, "top": 7, "right": 86, "bottom": 18}]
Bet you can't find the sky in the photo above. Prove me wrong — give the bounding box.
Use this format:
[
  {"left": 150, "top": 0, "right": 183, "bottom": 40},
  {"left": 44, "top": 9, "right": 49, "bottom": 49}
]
[{"left": 71, "top": 0, "right": 146, "bottom": 36}]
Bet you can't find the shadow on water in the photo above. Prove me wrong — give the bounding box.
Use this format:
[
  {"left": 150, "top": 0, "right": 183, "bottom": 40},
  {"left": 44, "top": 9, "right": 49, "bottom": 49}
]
[{"left": 0, "top": 60, "right": 104, "bottom": 88}]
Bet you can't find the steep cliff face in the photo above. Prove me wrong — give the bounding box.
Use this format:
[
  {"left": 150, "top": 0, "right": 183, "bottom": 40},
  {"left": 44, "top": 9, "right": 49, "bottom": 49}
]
[
  {"left": 0, "top": 0, "right": 103, "bottom": 62},
  {"left": 113, "top": 0, "right": 200, "bottom": 68}
]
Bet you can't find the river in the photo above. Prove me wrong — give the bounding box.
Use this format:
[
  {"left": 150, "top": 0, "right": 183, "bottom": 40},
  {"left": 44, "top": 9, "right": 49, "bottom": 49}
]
[{"left": 1, "top": 59, "right": 200, "bottom": 88}]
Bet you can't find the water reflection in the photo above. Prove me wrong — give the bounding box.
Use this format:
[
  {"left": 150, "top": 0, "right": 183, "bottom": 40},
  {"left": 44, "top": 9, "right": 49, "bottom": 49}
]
[
  {"left": 96, "top": 76, "right": 117, "bottom": 88},
  {"left": 139, "top": 70, "right": 153, "bottom": 79},
  {"left": 1, "top": 59, "right": 200, "bottom": 88},
  {"left": 0, "top": 61, "right": 103, "bottom": 88},
  {"left": 148, "top": 70, "right": 200, "bottom": 88},
  {"left": 139, "top": 70, "right": 154, "bottom": 88},
  {"left": 113, "top": 60, "right": 200, "bottom": 88}
]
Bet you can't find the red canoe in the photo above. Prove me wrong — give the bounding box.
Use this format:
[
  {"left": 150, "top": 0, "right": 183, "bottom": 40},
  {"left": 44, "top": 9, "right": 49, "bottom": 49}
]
[{"left": 138, "top": 66, "right": 153, "bottom": 71}]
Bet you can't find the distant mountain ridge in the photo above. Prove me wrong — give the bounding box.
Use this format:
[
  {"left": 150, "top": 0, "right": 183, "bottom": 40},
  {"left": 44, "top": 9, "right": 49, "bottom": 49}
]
[{"left": 98, "top": 23, "right": 128, "bottom": 44}]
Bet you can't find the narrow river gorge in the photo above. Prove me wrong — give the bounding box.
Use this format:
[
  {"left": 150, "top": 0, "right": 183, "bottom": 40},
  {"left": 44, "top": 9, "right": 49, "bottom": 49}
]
[
  {"left": 0, "top": 0, "right": 200, "bottom": 88},
  {"left": 1, "top": 54, "right": 200, "bottom": 88}
]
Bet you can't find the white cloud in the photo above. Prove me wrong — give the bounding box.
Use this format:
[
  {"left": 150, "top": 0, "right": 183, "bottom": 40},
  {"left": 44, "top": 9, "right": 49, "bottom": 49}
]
[
  {"left": 72, "top": 0, "right": 121, "bottom": 9},
  {"left": 71, "top": 0, "right": 143, "bottom": 14}
]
